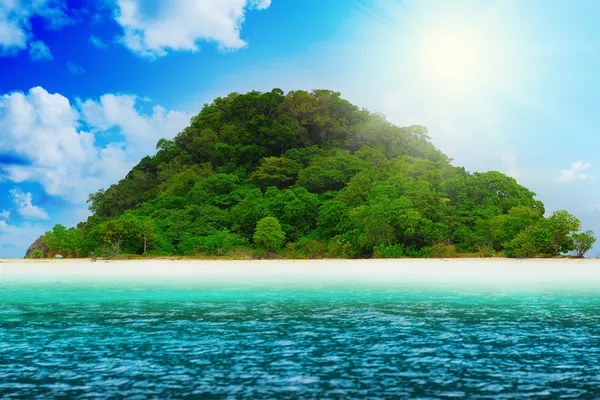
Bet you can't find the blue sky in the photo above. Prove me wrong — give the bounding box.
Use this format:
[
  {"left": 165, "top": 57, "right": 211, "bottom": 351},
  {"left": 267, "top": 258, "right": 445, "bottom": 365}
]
[{"left": 1, "top": 0, "right": 599, "bottom": 258}]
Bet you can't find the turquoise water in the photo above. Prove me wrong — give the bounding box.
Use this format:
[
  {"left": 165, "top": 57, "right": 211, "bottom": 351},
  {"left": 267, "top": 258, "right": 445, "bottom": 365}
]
[{"left": 1, "top": 281, "right": 600, "bottom": 398}]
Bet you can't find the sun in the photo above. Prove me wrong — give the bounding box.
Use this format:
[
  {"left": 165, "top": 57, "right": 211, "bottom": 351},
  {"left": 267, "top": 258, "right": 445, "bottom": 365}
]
[
  {"left": 410, "top": 21, "right": 504, "bottom": 102},
  {"left": 359, "top": 0, "right": 534, "bottom": 107},
  {"left": 419, "top": 32, "right": 481, "bottom": 87}
]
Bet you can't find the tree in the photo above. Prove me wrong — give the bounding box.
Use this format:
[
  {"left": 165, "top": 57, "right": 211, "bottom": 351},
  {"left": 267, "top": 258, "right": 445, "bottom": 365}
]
[
  {"left": 99, "top": 219, "right": 126, "bottom": 256},
  {"left": 476, "top": 206, "right": 542, "bottom": 251},
  {"left": 253, "top": 217, "right": 285, "bottom": 253},
  {"left": 503, "top": 226, "right": 546, "bottom": 258},
  {"left": 296, "top": 151, "right": 365, "bottom": 193},
  {"left": 572, "top": 231, "right": 596, "bottom": 258},
  {"left": 250, "top": 156, "right": 302, "bottom": 189},
  {"left": 26, "top": 88, "right": 591, "bottom": 260},
  {"left": 98, "top": 214, "right": 152, "bottom": 256},
  {"left": 43, "top": 224, "right": 69, "bottom": 255},
  {"left": 137, "top": 217, "right": 156, "bottom": 254},
  {"left": 316, "top": 200, "right": 351, "bottom": 238},
  {"left": 545, "top": 210, "right": 581, "bottom": 256},
  {"left": 29, "top": 249, "right": 44, "bottom": 259},
  {"left": 42, "top": 224, "right": 83, "bottom": 257}
]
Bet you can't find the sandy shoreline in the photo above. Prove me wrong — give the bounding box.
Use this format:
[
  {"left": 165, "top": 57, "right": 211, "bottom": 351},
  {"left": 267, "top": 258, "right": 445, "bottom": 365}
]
[{"left": 2, "top": 258, "right": 600, "bottom": 288}]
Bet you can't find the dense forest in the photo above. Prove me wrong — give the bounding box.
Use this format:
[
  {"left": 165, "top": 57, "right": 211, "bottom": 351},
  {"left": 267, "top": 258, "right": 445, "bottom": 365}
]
[{"left": 28, "top": 89, "right": 596, "bottom": 259}]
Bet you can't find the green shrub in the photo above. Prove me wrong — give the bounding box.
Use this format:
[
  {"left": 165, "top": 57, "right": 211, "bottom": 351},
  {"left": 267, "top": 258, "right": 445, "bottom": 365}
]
[
  {"left": 324, "top": 238, "right": 352, "bottom": 259},
  {"left": 405, "top": 246, "right": 432, "bottom": 258},
  {"left": 373, "top": 244, "right": 404, "bottom": 258},
  {"left": 28, "top": 249, "right": 44, "bottom": 259},
  {"left": 227, "top": 249, "right": 253, "bottom": 260},
  {"left": 477, "top": 245, "right": 495, "bottom": 258},
  {"left": 254, "top": 217, "right": 285, "bottom": 253},
  {"left": 429, "top": 242, "right": 456, "bottom": 258},
  {"left": 200, "top": 230, "right": 249, "bottom": 256},
  {"left": 178, "top": 236, "right": 204, "bottom": 256},
  {"left": 180, "top": 230, "right": 248, "bottom": 256},
  {"left": 286, "top": 238, "right": 326, "bottom": 259},
  {"left": 504, "top": 227, "right": 538, "bottom": 258}
]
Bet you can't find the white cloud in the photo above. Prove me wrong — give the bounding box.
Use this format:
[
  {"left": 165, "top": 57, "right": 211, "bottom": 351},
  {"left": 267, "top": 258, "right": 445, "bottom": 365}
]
[
  {"left": 29, "top": 40, "right": 53, "bottom": 60},
  {"left": 0, "top": 210, "right": 9, "bottom": 219},
  {"left": 0, "top": 220, "right": 50, "bottom": 258},
  {"left": 0, "top": 0, "right": 32, "bottom": 51},
  {"left": 10, "top": 189, "right": 50, "bottom": 220},
  {"left": 79, "top": 93, "right": 190, "bottom": 156},
  {"left": 112, "top": 0, "right": 272, "bottom": 58},
  {"left": 67, "top": 61, "right": 85, "bottom": 74},
  {"left": 557, "top": 161, "right": 592, "bottom": 183},
  {"left": 250, "top": 0, "right": 271, "bottom": 10},
  {"left": 89, "top": 35, "right": 107, "bottom": 49},
  {"left": 0, "top": 86, "right": 191, "bottom": 203},
  {"left": 0, "top": 0, "right": 70, "bottom": 55}
]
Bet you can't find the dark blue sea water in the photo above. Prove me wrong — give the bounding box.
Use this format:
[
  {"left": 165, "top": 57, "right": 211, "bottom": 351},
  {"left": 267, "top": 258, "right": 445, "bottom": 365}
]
[{"left": 1, "top": 280, "right": 600, "bottom": 398}]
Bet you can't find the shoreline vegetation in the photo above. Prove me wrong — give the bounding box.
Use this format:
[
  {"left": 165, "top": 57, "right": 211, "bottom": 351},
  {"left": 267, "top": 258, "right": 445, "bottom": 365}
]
[
  {"left": 22, "top": 252, "right": 591, "bottom": 262},
  {"left": 25, "top": 89, "right": 596, "bottom": 261},
  {"left": 3, "top": 255, "right": 596, "bottom": 263}
]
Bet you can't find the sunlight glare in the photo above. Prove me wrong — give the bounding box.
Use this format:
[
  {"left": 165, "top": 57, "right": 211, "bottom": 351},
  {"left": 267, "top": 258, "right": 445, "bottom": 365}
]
[
  {"left": 362, "top": 1, "right": 534, "bottom": 110},
  {"left": 420, "top": 32, "right": 480, "bottom": 86}
]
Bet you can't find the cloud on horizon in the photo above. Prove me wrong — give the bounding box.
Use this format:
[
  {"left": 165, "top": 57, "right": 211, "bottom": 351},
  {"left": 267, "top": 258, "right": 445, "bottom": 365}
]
[
  {"left": 0, "top": 86, "right": 191, "bottom": 258},
  {"left": 557, "top": 161, "right": 592, "bottom": 183},
  {"left": 0, "top": 86, "right": 190, "bottom": 204},
  {"left": 0, "top": 219, "right": 49, "bottom": 257}
]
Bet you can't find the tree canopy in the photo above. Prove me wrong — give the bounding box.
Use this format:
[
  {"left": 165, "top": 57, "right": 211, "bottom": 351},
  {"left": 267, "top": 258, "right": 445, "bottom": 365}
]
[{"left": 28, "top": 89, "right": 595, "bottom": 259}]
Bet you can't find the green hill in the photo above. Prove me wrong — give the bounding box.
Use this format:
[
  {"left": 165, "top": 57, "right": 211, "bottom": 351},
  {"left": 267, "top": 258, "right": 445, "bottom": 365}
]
[{"left": 30, "top": 89, "right": 595, "bottom": 259}]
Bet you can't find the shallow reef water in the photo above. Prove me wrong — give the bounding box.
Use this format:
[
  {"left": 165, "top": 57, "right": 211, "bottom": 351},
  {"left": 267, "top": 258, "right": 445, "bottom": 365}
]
[{"left": 1, "top": 277, "right": 600, "bottom": 398}]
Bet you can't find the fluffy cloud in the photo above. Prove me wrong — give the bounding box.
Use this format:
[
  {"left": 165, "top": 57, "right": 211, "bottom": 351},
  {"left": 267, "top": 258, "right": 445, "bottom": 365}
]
[
  {"left": 113, "top": 0, "right": 271, "bottom": 57},
  {"left": 28, "top": 39, "right": 53, "bottom": 60},
  {"left": 1, "top": 1, "right": 272, "bottom": 58},
  {"left": 10, "top": 189, "right": 50, "bottom": 220},
  {"left": 0, "top": 210, "right": 9, "bottom": 219},
  {"left": 0, "top": 86, "right": 191, "bottom": 203},
  {"left": 0, "top": 0, "right": 70, "bottom": 55},
  {"left": 79, "top": 93, "right": 190, "bottom": 157},
  {"left": 557, "top": 161, "right": 592, "bottom": 183}
]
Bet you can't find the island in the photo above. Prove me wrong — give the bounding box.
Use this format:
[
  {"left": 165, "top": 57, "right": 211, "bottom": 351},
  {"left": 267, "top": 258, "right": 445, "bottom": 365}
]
[{"left": 25, "top": 89, "right": 596, "bottom": 260}]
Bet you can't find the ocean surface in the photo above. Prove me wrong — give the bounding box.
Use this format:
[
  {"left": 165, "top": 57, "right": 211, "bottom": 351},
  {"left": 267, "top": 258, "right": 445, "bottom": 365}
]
[{"left": 2, "top": 270, "right": 600, "bottom": 398}]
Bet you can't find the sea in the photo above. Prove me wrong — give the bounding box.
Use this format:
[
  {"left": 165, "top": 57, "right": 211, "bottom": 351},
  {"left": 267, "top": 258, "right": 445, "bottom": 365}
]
[{"left": 1, "top": 260, "right": 599, "bottom": 398}]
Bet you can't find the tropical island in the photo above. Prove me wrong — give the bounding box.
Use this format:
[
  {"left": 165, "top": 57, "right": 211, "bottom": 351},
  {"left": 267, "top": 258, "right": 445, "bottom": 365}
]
[{"left": 26, "top": 89, "right": 596, "bottom": 260}]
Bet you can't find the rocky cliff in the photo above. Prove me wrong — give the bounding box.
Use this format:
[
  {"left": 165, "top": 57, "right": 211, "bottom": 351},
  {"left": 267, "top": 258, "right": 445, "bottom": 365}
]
[{"left": 24, "top": 235, "right": 48, "bottom": 258}]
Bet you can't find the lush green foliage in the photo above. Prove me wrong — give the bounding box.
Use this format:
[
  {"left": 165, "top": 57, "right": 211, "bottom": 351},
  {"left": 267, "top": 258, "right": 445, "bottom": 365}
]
[
  {"left": 28, "top": 249, "right": 44, "bottom": 259},
  {"left": 254, "top": 216, "right": 286, "bottom": 254},
  {"left": 33, "top": 89, "right": 595, "bottom": 259},
  {"left": 42, "top": 224, "right": 84, "bottom": 257},
  {"left": 572, "top": 231, "right": 596, "bottom": 258}
]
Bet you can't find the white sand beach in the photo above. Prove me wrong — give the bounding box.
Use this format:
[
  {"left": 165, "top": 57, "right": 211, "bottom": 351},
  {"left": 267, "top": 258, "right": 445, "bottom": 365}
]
[{"left": 2, "top": 258, "right": 600, "bottom": 289}]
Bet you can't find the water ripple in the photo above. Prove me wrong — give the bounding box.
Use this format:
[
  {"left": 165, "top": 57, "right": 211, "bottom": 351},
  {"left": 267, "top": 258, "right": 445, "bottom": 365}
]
[{"left": 1, "top": 286, "right": 600, "bottom": 398}]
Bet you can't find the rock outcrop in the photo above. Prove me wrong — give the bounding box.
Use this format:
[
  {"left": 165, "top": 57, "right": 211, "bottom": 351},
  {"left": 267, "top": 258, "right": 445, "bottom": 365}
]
[{"left": 24, "top": 235, "right": 48, "bottom": 258}]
